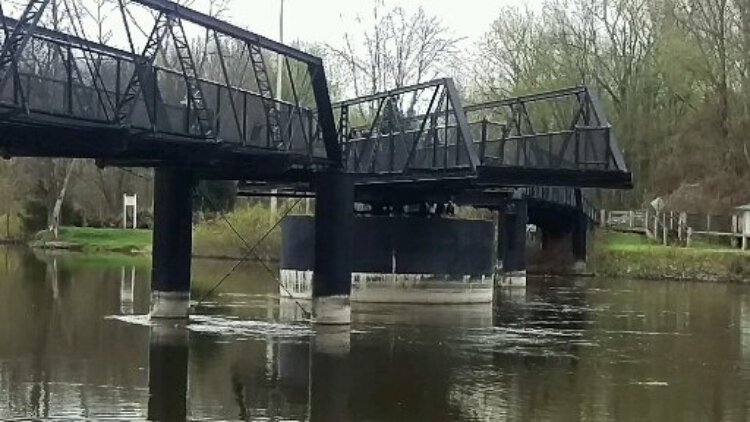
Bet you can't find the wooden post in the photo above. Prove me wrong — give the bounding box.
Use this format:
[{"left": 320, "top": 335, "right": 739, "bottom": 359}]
[
  {"left": 600, "top": 209, "right": 606, "bottom": 228},
  {"left": 687, "top": 228, "right": 693, "bottom": 247},
  {"left": 679, "top": 212, "right": 687, "bottom": 242},
  {"left": 644, "top": 210, "right": 649, "bottom": 234},
  {"left": 629, "top": 210, "right": 635, "bottom": 229},
  {"left": 707, "top": 214, "right": 712, "bottom": 232},
  {"left": 669, "top": 211, "right": 674, "bottom": 231},
  {"left": 662, "top": 213, "right": 668, "bottom": 245}
]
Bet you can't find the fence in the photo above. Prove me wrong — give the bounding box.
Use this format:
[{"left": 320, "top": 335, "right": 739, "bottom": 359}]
[{"left": 602, "top": 209, "right": 749, "bottom": 249}]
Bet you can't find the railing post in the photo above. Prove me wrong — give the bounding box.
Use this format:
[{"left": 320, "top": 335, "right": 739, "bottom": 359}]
[
  {"left": 66, "top": 45, "right": 73, "bottom": 114},
  {"left": 679, "top": 212, "right": 687, "bottom": 242},
  {"left": 629, "top": 210, "right": 635, "bottom": 229},
  {"left": 480, "top": 117, "right": 488, "bottom": 165}
]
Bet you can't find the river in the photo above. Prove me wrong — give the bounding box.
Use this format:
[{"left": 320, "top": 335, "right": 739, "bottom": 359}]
[{"left": 0, "top": 246, "right": 749, "bottom": 421}]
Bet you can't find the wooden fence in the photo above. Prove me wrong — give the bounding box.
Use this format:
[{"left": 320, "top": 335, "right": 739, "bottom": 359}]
[{"left": 602, "top": 209, "right": 749, "bottom": 249}]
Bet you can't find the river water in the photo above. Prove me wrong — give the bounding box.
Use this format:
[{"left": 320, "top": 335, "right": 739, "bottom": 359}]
[{"left": 1, "top": 246, "right": 750, "bottom": 421}]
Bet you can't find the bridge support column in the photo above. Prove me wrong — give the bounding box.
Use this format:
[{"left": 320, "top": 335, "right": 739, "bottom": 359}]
[
  {"left": 497, "top": 196, "right": 527, "bottom": 288},
  {"left": 313, "top": 170, "right": 354, "bottom": 325},
  {"left": 151, "top": 168, "right": 194, "bottom": 319},
  {"left": 572, "top": 213, "right": 588, "bottom": 273}
]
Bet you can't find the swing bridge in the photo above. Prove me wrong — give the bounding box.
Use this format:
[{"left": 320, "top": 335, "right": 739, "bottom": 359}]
[{"left": 0, "top": 0, "right": 632, "bottom": 323}]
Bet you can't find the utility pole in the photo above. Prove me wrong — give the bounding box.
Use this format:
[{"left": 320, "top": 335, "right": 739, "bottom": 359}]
[{"left": 270, "top": 0, "right": 285, "bottom": 221}]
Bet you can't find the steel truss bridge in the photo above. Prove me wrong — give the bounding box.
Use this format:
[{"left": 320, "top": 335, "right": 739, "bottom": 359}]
[{"left": 0, "top": 0, "right": 630, "bottom": 215}]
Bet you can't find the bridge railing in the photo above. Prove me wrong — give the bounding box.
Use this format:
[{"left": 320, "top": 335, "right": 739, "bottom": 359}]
[
  {"left": 0, "top": 0, "right": 338, "bottom": 162},
  {"left": 333, "top": 79, "right": 478, "bottom": 174},
  {"left": 466, "top": 87, "right": 627, "bottom": 172},
  {"left": 334, "top": 79, "right": 628, "bottom": 176}
]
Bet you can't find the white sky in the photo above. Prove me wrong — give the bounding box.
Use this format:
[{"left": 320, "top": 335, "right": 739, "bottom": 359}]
[{"left": 216, "top": 0, "right": 543, "bottom": 49}]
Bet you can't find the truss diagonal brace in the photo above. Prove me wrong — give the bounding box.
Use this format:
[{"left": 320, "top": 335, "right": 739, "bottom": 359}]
[
  {"left": 0, "top": 0, "right": 51, "bottom": 101},
  {"left": 168, "top": 16, "right": 214, "bottom": 139},
  {"left": 114, "top": 12, "right": 171, "bottom": 127}
]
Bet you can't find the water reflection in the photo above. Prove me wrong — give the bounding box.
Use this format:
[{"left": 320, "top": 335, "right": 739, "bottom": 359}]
[
  {"left": 148, "top": 322, "right": 188, "bottom": 421},
  {"left": 0, "top": 247, "right": 750, "bottom": 420}
]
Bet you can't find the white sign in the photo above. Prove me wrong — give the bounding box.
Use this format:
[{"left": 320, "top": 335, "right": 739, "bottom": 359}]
[{"left": 123, "top": 194, "right": 138, "bottom": 229}]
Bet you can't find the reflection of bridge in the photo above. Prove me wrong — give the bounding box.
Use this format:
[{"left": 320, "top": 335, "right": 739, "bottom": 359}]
[{"left": 0, "top": 0, "right": 630, "bottom": 324}]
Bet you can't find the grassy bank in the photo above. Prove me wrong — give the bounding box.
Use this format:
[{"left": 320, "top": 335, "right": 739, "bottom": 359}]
[
  {"left": 30, "top": 203, "right": 293, "bottom": 260},
  {"left": 591, "top": 232, "right": 750, "bottom": 282},
  {"left": 192, "top": 203, "right": 289, "bottom": 261},
  {"left": 31, "top": 227, "right": 153, "bottom": 254}
]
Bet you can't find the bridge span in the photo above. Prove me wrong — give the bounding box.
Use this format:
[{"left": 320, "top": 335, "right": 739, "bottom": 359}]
[{"left": 0, "top": 0, "right": 630, "bottom": 323}]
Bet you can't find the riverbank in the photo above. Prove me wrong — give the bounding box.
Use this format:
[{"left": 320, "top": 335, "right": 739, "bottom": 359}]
[
  {"left": 30, "top": 227, "right": 153, "bottom": 254},
  {"left": 591, "top": 232, "right": 750, "bottom": 282},
  {"left": 29, "top": 204, "right": 287, "bottom": 260}
]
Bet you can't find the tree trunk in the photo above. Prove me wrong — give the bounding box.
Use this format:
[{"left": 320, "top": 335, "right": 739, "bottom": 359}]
[{"left": 49, "top": 160, "right": 76, "bottom": 239}]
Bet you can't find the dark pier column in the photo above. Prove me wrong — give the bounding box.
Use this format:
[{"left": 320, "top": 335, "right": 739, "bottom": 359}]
[
  {"left": 571, "top": 212, "right": 588, "bottom": 273},
  {"left": 313, "top": 169, "right": 355, "bottom": 325},
  {"left": 151, "top": 168, "right": 194, "bottom": 318},
  {"left": 147, "top": 322, "right": 189, "bottom": 421},
  {"left": 497, "top": 194, "right": 527, "bottom": 288},
  {"left": 572, "top": 189, "right": 588, "bottom": 274}
]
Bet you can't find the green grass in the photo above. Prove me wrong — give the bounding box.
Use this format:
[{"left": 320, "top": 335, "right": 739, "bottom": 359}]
[
  {"left": 592, "top": 231, "right": 750, "bottom": 282},
  {"left": 35, "top": 226, "right": 153, "bottom": 254},
  {"left": 605, "top": 232, "right": 740, "bottom": 253}
]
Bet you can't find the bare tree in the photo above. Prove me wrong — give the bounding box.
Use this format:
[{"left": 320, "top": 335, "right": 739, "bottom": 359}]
[{"left": 326, "top": 3, "right": 461, "bottom": 114}]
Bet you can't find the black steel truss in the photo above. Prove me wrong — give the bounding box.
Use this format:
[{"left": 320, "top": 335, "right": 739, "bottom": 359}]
[
  {"left": 335, "top": 79, "right": 629, "bottom": 182},
  {"left": 0, "top": 0, "right": 338, "bottom": 164}
]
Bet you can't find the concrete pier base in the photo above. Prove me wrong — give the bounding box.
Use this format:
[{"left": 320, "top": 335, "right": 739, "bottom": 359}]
[
  {"left": 281, "top": 270, "right": 493, "bottom": 303},
  {"left": 150, "top": 291, "right": 191, "bottom": 319},
  {"left": 496, "top": 270, "right": 527, "bottom": 288},
  {"left": 312, "top": 295, "right": 352, "bottom": 325},
  {"left": 571, "top": 260, "right": 587, "bottom": 274},
  {"left": 282, "top": 214, "right": 495, "bottom": 306}
]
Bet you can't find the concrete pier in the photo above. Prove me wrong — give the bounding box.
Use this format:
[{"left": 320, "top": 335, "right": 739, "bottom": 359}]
[
  {"left": 498, "top": 196, "right": 528, "bottom": 288},
  {"left": 571, "top": 212, "right": 588, "bottom": 273},
  {"left": 281, "top": 216, "right": 495, "bottom": 304},
  {"left": 151, "top": 168, "right": 194, "bottom": 319},
  {"left": 312, "top": 170, "right": 355, "bottom": 325}
]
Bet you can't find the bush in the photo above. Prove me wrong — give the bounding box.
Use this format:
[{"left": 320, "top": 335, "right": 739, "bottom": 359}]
[{"left": 193, "top": 204, "right": 282, "bottom": 261}]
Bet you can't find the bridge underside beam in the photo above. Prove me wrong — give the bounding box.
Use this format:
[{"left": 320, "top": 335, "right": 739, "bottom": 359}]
[
  {"left": 0, "top": 120, "right": 326, "bottom": 180},
  {"left": 476, "top": 166, "right": 632, "bottom": 189}
]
